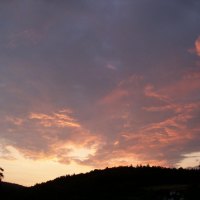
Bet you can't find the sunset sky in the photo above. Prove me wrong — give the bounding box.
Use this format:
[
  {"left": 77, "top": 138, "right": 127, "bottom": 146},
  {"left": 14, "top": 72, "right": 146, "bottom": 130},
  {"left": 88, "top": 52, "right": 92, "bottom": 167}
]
[{"left": 1, "top": 0, "right": 200, "bottom": 186}]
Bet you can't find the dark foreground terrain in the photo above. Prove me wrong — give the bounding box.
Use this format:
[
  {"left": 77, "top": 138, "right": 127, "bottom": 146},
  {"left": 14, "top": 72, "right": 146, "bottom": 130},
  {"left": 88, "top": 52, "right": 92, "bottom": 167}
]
[{"left": 1, "top": 166, "right": 200, "bottom": 200}]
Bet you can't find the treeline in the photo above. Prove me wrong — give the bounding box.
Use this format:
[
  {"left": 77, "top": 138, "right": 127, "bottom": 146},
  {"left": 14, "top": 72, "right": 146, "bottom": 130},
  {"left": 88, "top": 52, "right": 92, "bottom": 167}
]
[
  {"left": 34, "top": 165, "right": 200, "bottom": 187},
  {"left": 29, "top": 165, "right": 200, "bottom": 199},
  {"left": 1, "top": 165, "right": 200, "bottom": 199}
]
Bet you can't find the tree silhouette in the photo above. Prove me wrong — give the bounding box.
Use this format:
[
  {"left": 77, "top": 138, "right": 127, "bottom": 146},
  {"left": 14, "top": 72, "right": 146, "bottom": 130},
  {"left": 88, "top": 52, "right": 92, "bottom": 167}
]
[{"left": 0, "top": 167, "right": 4, "bottom": 182}]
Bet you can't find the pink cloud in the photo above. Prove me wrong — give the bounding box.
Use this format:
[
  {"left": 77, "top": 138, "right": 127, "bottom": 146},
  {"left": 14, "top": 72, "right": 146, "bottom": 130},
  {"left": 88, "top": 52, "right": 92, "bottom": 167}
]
[
  {"left": 161, "top": 72, "right": 200, "bottom": 98},
  {"left": 99, "top": 88, "right": 129, "bottom": 105},
  {"left": 143, "top": 71, "right": 200, "bottom": 102},
  {"left": 144, "top": 84, "right": 171, "bottom": 102},
  {"left": 99, "top": 74, "right": 144, "bottom": 106},
  {"left": 2, "top": 70, "right": 200, "bottom": 169},
  {"left": 88, "top": 72, "right": 200, "bottom": 167}
]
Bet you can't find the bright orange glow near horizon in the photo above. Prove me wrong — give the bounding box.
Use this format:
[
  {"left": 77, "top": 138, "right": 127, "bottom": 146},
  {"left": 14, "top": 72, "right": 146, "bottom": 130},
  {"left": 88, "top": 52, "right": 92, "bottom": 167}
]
[
  {"left": 0, "top": 146, "right": 94, "bottom": 186},
  {"left": 2, "top": 146, "right": 199, "bottom": 186},
  {"left": 1, "top": 0, "right": 200, "bottom": 186}
]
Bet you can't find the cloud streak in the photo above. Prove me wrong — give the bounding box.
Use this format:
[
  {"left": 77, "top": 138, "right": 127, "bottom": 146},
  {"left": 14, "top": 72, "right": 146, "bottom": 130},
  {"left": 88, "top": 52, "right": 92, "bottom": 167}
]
[{"left": 29, "top": 111, "right": 81, "bottom": 128}]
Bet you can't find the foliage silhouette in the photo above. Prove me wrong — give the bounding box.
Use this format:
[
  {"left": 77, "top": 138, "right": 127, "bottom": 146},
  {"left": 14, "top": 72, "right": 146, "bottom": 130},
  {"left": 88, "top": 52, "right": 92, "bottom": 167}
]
[{"left": 0, "top": 167, "right": 4, "bottom": 182}]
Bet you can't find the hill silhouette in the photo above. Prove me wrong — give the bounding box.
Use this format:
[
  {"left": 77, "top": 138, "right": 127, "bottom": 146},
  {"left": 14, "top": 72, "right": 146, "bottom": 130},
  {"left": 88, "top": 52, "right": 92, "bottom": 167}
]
[
  {"left": 0, "top": 182, "right": 27, "bottom": 200},
  {"left": 1, "top": 165, "right": 200, "bottom": 199}
]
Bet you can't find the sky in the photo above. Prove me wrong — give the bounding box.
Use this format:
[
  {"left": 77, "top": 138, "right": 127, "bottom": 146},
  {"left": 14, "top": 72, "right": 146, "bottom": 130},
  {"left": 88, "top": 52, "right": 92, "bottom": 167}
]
[{"left": 1, "top": 0, "right": 200, "bottom": 186}]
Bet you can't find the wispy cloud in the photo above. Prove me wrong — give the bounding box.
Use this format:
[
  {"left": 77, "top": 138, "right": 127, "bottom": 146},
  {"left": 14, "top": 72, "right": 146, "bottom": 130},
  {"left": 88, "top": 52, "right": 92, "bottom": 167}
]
[{"left": 29, "top": 111, "right": 81, "bottom": 128}]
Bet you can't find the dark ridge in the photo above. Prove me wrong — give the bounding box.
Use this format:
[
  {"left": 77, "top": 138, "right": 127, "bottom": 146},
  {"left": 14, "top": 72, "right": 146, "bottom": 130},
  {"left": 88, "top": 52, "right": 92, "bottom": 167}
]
[
  {"left": 0, "top": 182, "right": 27, "bottom": 200},
  {"left": 1, "top": 165, "right": 200, "bottom": 199},
  {"left": 1, "top": 181, "right": 26, "bottom": 189}
]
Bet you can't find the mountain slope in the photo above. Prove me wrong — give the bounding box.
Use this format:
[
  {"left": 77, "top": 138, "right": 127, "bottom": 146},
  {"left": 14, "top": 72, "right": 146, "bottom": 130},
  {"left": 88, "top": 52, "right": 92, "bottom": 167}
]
[
  {"left": 1, "top": 166, "right": 200, "bottom": 199},
  {"left": 29, "top": 166, "right": 200, "bottom": 200},
  {"left": 0, "top": 182, "right": 26, "bottom": 200}
]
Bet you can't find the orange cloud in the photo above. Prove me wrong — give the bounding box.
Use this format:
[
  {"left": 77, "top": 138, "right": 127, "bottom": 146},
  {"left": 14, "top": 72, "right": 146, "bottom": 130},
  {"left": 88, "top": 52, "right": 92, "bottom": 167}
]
[
  {"left": 29, "top": 111, "right": 81, "bottom": 128},
  {"left": 195, "top": 36, "right": 200, "bottom": 56},
  {"left": 1, "top": 107, "right": 105, "bottom": 167}
]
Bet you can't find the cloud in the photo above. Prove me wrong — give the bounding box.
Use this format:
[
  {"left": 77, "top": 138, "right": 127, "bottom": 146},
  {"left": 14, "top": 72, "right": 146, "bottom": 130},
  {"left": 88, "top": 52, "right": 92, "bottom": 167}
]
[
  {"left": 161, "top": 71, "right": 200, "bottom": 98},
  {"left": 99, "top": 74, "right": 143, "bottom": 105},
  {"left": 106, "top": 63, "right": 118, "bottom": 70},
  {"left": 78, "top": 70, "right": 200, "bottom": 167},
  {"left": 1, "top": 1, "right": 200, "bottom": 184},
  {"left": 5, "top": 116, "right": 24, "bottom": 126},
  {"left": 195, "top": 36, "right": 200, "bottom": 56},
  {"left": 0, "top": 108, "right": 103, "bottom": 164},
  {"left": 189, "top": 36, "right": 200, "bottom": 57},
  {"left": 144, "top": 84, "right": 171, "bottom": 102},
  {"left": 29, "top": 111, "right": 81, "bottom": 128},
  {"left": 99, "top": 88, "right": 128, "bottom": 105}
]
